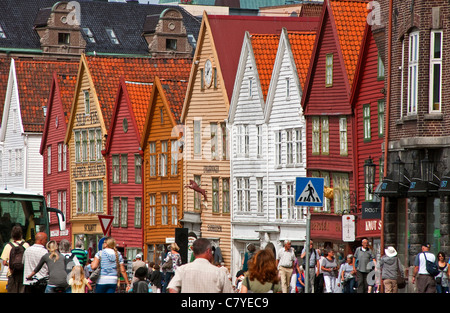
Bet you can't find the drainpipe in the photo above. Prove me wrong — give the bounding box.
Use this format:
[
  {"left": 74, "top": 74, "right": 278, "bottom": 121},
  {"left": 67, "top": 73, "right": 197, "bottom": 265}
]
[{"left": 381, "top": 0, "right": 393, "bottom": 256}]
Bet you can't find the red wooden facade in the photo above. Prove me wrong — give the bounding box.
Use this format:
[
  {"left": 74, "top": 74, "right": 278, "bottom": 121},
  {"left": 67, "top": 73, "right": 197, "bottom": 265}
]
[
  {"left": 104, "top": 77, "right": 150, "bottom": 257},
  {"left": 351, "top": 25, "right": 385, "bottom": 239},
  {"left": 40, "top": 69, "right": 78, "bottom": 242},
  {"left": 302, "top": 0, "right": 368, "bottom": 243}
]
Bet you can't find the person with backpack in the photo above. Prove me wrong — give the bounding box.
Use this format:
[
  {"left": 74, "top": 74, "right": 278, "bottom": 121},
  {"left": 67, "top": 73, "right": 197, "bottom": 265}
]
[
  {"left": 0, "top": 225, "right": 29, "bottom": 293},
  {"left": 412, "top": 243, "right": 437, "bottom": 293}
]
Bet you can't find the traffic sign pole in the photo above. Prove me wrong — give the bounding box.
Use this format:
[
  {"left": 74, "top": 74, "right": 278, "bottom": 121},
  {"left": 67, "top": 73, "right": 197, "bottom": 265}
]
[{"left": 305, "top": 207, "right": 311, "bottom": 293}]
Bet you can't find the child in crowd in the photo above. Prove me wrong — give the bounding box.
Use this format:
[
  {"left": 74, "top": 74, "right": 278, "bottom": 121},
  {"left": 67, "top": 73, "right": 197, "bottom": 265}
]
[{"left": 69, "top": 265, "right": 92, "bottom": 293}]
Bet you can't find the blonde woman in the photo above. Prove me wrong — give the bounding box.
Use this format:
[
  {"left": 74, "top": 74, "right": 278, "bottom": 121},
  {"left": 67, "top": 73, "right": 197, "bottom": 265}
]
[
  {"left": 91, "top": 237, "right": 130, "bottom": 293},
  {"left": 26, "top": 240, "right": 68, "bottom": 293},
  {"left": 162, "top": 243, "right": 182, "bottom": 292}
]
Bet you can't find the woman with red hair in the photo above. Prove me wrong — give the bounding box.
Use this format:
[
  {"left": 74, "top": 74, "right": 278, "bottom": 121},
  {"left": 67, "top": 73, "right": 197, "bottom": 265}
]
[{"left": 240, "top": 249, "right": 282, "bottom": 293}]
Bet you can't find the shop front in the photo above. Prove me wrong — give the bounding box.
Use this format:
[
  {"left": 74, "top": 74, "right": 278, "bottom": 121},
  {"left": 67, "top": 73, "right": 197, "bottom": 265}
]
[{"left": 71, "top": 219, "right": 104, "bottom": 259}]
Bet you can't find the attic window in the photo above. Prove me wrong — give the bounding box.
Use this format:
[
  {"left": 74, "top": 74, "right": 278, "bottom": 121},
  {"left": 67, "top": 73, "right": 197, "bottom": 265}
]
[
  {"left": 106, "top": 28, "right": 119, "bottom": 44},
  {"left": 58, "top": 33, "right": 70, "bottom": 45},
  {"left": 82, "top": 27, "right": 96, "bottom": 43},
  {"left": 166, "top": 39, "right": 177, "bottom": 51},
  {"left": 0, "top": 26, "right": 6, "bottom": 39}
]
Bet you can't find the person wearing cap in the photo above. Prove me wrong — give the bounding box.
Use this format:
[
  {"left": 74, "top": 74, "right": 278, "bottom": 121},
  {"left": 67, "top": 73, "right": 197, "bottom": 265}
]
[
  {"left": 412, "top": 243, "right": 436, "bottom": 293},
  {"left": 131, "top": 254, "right": 146, "bottom": 284},
  {"left": 380, "top": 246, "right": 403, "bottom": 293}
]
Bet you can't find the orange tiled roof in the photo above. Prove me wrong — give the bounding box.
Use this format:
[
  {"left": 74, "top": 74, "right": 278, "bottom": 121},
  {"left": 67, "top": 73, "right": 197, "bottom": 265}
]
[
  {"left": 288, "top": 32, "right": 316, "bottom": 90},
  {"left": 330, "top": 0, "right": 368, "bottom": 87},
  {"left": 56, "top": 73, "right": 78, "bottom": 126},
  {"left": 85, "top": 56, "right": 191, "bottom": 130},
  {"left": 124, "top": 81, "right": 153, "bottom": 138},
  {"left": 250, "top": 33, "right": 280, "bottom": 100},
  {"left": 14, "top": 59, "right": 78, "bottom": 133},
  {"left": 159, "top": 79, "right": 188, "bottom": 125}
]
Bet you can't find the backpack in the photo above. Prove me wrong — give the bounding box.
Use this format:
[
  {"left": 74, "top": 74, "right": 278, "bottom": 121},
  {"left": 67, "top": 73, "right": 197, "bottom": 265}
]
[
  {"left": 423, "top": 252, "right": 439, "bottom": 276},
  {"left": 245, "top": 276, "right": 275, "bottom": 293},
  {"left": 8, "top": 241, "right": 26, "bottom": 274}
]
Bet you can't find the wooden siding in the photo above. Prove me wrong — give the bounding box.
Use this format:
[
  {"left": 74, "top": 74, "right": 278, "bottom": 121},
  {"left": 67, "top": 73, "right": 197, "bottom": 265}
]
[
  {"left": 107, "top": 86, "right": 144, "bottom": 250},
  {"left": 143, "top": 88, "right": 183, "bottom": 260},
  {"left": 183, "top": 28, "right": 231, "bottom": 268}
]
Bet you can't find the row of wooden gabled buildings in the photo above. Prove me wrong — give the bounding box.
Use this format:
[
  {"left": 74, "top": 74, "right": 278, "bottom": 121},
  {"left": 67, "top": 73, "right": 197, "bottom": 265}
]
[{"left": 0, "top": 0, "right": 394, "bottom": 274}]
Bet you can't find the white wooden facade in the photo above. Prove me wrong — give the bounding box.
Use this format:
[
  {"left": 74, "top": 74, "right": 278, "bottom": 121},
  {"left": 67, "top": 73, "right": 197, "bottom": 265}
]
[
  {"left": 229, "top": 29, "right": 308, "bottom": 275},
  {"left": 0, "top": 59, "right": 43, "bottom": 193}
]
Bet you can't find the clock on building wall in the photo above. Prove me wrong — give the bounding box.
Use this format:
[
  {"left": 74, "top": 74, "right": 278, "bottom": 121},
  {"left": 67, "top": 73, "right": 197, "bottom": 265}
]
[{"left": 204, "top": 59, "right": 213, "bottom": 87}]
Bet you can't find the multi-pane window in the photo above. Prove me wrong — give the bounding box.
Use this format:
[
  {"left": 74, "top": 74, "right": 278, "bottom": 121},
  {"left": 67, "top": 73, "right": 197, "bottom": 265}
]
[
  {"left": 236, "top": 178, "right": 250, "bottom": 212},
  {"left": 76, "top": 180, "right": 103, "bottom": 214},
  {"left": 112, "top": 155, "right": 120, "bottom": 183},
  {"left": 287, "top": 183, "right": 295, "bottom": 219},
  {"left": 161, "top": 194, "right": 168, "bottom": 225},
  {"left": 121, "top": 154, "right": 128, "bottom": 183},
  {"left": 135, "top": 198, "right": 142, "bottom": 228},
  {"left": 312, "top": 117, "right": 320, "bottom": 155},
  {"left": 194, "top": 120, "right": 201, "bottom": 156},
  {"left": 194, "top": 175, "right": 201, "bottom": 211},
  {"left": 57, "top": 191, "right": 67, "bottom": 218},
  {"left": 149, "top": 194, "right": 156, "bottom": 226},
  {"left": 326, "top": 53, "right": 333, "bottom": 87},
  {"left": 321, "top": 117, "right": 329, "bottom": 154},
  {"left": 256, "top": 125, "right": 263, "bottom": 157},
  {"left": 378, "top": 99, "right": 385, "bottom": 137},
  {"left": 333, "top": 173, "right": 350, "bottom": 214},
  {"left": 339, "top": 117, "right": 348, "bottom": 155},
  {"left": 96, "top": 129, "right": 102, "bottom": 160},
  {"left": 275, "top": 184, "right": 283, "bottom": 219},
  {"left": 120, "top": 198, "right": 128, "bottom": 227},
  {"left": 106, "top": 28, "right": 119, "bottom": 44},
  {"left": 275, "top": 130, "right": 282, "bottom": 165},
  {"left": 257, "top": 178, "right": 264, "bottom": 213},
  {"left": 90, "top": 181, "right": 97, "bottom": 212},
  {"left": 134, "top": 154, "right": 142, "bottom": 183},
  {"left": 237, "top": 125, "right": 249, "bottom": 157},
  {"left": 430, "top": 30, "right": 442, "bottom": 112},
  {"left": 89, "top": 130, "right": 96, "bottom": 161},
  {"left": 149, "top": 142, "right": 156, "bottom": 177},
  {"left": 222, "top": 178, "right": 230, "bottom": 213},
  {"left": 295, "top": 129, "right": 302, "bottom": 164},
  {"left": 171, "top": 194, "right": 178, "bottom": 225},
  {"left": 221, "top": 123, "right": 229, "bottom": 160},
  {"left": 113, "top": 197, "right": 120, "bottom": 226},
  {"left": 286, "top": 130, "right": 294, "bottom": 165},
  {"left": 57, "top": 143, "right": 67, "bottom": 172},
  {"left": 171, "top": 140, "right": 179, "bottom": 175},
  {"left": 210, "top": 123, "right": 218, "bottom": 160},
  {"left": 363, "top": 104, "right": 371, "bottom": 142},
  {"left": 159, "top": 141, "right": 168, "bottom": 177},
  {"left": 81, "top": 130, "right": 88, "bottom": 161},
  {"left": 212, "top": 178, "right": 219, "bottom": 213},
  {"left": 408, "top": 31, "right": 419, "bottom": 115}
]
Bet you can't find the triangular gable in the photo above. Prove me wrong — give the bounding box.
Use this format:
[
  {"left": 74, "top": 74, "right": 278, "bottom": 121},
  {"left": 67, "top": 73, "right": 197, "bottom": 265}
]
[
  {"left": 39, "top": 71, "right": 77, "bottom": 155},
  {"left": 0, "top": 57, "right": 11, "bottom": 123},
  {"left": 140, "top": 76, "right": 185, "bottom": 149},
  {"left": 104, "top": 77, "right": 153, "bottom": 154},
  {"left": 264, "top": 29, "right": 316, "bottom": 122},
  {"left": 182, "top": 12, "right": 320, "bottom": 123},
  {"left": 0, "top": 58, "right": 22, "bottom": 141},
  {"left": 301, "top": 0, "right": 368, "bottom": 114}
]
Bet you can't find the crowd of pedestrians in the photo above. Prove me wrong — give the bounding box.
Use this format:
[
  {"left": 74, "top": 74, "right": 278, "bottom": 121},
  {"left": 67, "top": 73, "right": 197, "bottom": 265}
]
[{"left": 1, "top": 225, "right": 449, "bottom": 294}]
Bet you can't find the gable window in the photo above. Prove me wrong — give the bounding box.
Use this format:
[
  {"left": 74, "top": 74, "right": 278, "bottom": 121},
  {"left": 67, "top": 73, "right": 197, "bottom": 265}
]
[
  {"left": 321, "top": 117, "right": 329, "bottom": 155},
  {"left": 363, "top": 104, "right": 371, "bottom": 142},
  {"left": 275, "top": 130, "right": 282, "bottom": 165},
  {"left": 248, "top": 77, "right": 253, "bottom": 98},
  {"left": 286, "top": 130, "right": 294, "bottom": 165},
  {"left": 112, "top": 155, "right": 120, "bottom": 183},
  {"left": 408, "top": 31, "right": 419, "bottom": 115},
  {"left": 237, "top": 125, "right": 249, "bottom": 157},
  {"left": 75, "top": 130, "right": 81, "bottom": 162},
  {"left": 378, "top": 99, "right": 385, "bottom": 137},
  {"left": 325, "top": 53, "right": 333, "bottom": 87},
  {"left": 135, "top": 154, "right": 142, "bottom": 183},
  {"left": 81, "top": 130, "right": 88, "bottom": 161},
  {"left": 339, "top": 117, "right": 348, "bottom": 155},
  {"left": 166, "top": 39, "right": 177, "bottom": 51},
  {"left": 47, "top": 145, "right": 52, "bottom": 175},
  {"left": 106, "top": 28, "right": 119, "bottom": 44},
  {"left": 82, "top": 27, "right": 95, "bottom": 43},
  {"left": 430, "top": 30, "right": 442, "bottom": 113},
  {"left": 312, "top": 117, "right": 320, "bottom": 155},
  {"left": 83, "top": 90, "right": 90, "bottom": 115},
  {"left": 149, "top": 142, "right": 156, "bottom": 177},
  {"left": 121, "top": 154, "right": 128, "bottom": 183},
  {"left": 170, "top": 140, "right": 179, "bottom": 176},
  {"left": 96, "top": 129, "right": 102, "bottom": 160},
  {"left": 159, "top": 141, "right": 168, "bottom": 177},
  {"left": 256, "top": 125, "right": 263, "bottom": 158},
  {"left": 286, "top": 77, "right": 290, "bottom": 99}
]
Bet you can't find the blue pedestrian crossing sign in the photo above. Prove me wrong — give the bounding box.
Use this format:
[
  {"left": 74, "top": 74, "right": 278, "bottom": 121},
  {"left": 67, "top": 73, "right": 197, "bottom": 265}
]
[{"left": 295, "top": 177, "right": 324, "bottom": 207}]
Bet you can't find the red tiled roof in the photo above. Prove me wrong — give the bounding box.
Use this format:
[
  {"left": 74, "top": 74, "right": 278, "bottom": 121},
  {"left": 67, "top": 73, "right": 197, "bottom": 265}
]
[
  {"left": 57, "top": 73, "right": 78, "bottom": 125},
  {"left": 329, "top": 0, "right": 368, "bottom": 87},
  {"left": 288, "top": 31, "right": 317, "bottom": 90},
  {"left": 14, "top": 59, "right": 78, "bottom": 133},
  {"left": 124, "top": 81, "right": 153, "bottom": 137},
  {"left": 207, "top": 14, "right": 320, "bottom": 101},
  {"left": 250, "top": 33, "right": 280, "bottom": 100},
  {"left": 85, "top": 56, "right": 191, "bottom": 130},
  {"left": 159, "top": 79, "right": 188, "bottom": 125}
]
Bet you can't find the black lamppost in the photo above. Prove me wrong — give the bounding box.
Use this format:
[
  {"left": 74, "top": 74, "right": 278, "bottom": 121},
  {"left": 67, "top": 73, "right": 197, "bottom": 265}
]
[
  {"left": 392, "top": 156, "right": 405, "bottom": 184},
  {"left": 421, "top": 149, "right": 434, "bottom": 182},
  {"left": 364, "top": 156, "right": 376, "bottom": 194}
]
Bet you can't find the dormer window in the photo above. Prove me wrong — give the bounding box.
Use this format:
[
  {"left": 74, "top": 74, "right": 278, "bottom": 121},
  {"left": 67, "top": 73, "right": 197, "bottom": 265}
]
[
  {"left": 166, "top": 39, "right": 177, "bottom": 51},
  {"left": 82, "top": 27, "right": 96, "bottom": 43},
  {"left": 0, "top": 25, "right": 6, "bottom": 39},
  {"left": 106, "top": 28, "right": 119, "bottom": 44},
  {"left": 58, "top": 33, "right": 70, "bottom": 45}
]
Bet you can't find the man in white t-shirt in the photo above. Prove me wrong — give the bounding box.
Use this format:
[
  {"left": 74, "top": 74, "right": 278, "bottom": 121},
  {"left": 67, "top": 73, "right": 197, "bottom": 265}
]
[{"left": 412, "top": 243, "right": 436, "bottom": 293}]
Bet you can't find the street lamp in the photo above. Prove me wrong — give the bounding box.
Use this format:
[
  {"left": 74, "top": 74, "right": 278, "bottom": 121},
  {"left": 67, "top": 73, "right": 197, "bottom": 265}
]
[
  {"left": 364, "top": 156, "right": 376, "bottom": 194},
  {"left": 421, "top": 149, "right": 434, "bottom": 182},
  {"left": 392, "top": 156, "right": 405, "bottom": 184}
]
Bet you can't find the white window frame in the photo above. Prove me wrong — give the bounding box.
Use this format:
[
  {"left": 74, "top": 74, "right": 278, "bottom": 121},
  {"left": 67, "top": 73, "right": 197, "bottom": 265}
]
[
  {"left": 149, "top": 194, "right": 156, "bottom": 226},
  {"left": 339, "top": 117, "right": 348, "bottom": 156},
  {"left": 407, "top": 31, "right": 419, "bottom": 115},
  {"left": 429, "top": 29, "right": 443, "bottom": 113},
  {"left": 161, "top": 193, "right": 168, "bottom": 225}
]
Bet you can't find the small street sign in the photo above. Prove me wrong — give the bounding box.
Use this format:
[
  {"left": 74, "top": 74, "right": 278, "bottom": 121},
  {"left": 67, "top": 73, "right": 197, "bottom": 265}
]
[
  {"left": 295, "top": 177, "right": 324, "bottom": 207},
  {"left": 98, "top": 214, "right": 114, "bottom": 236}
]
